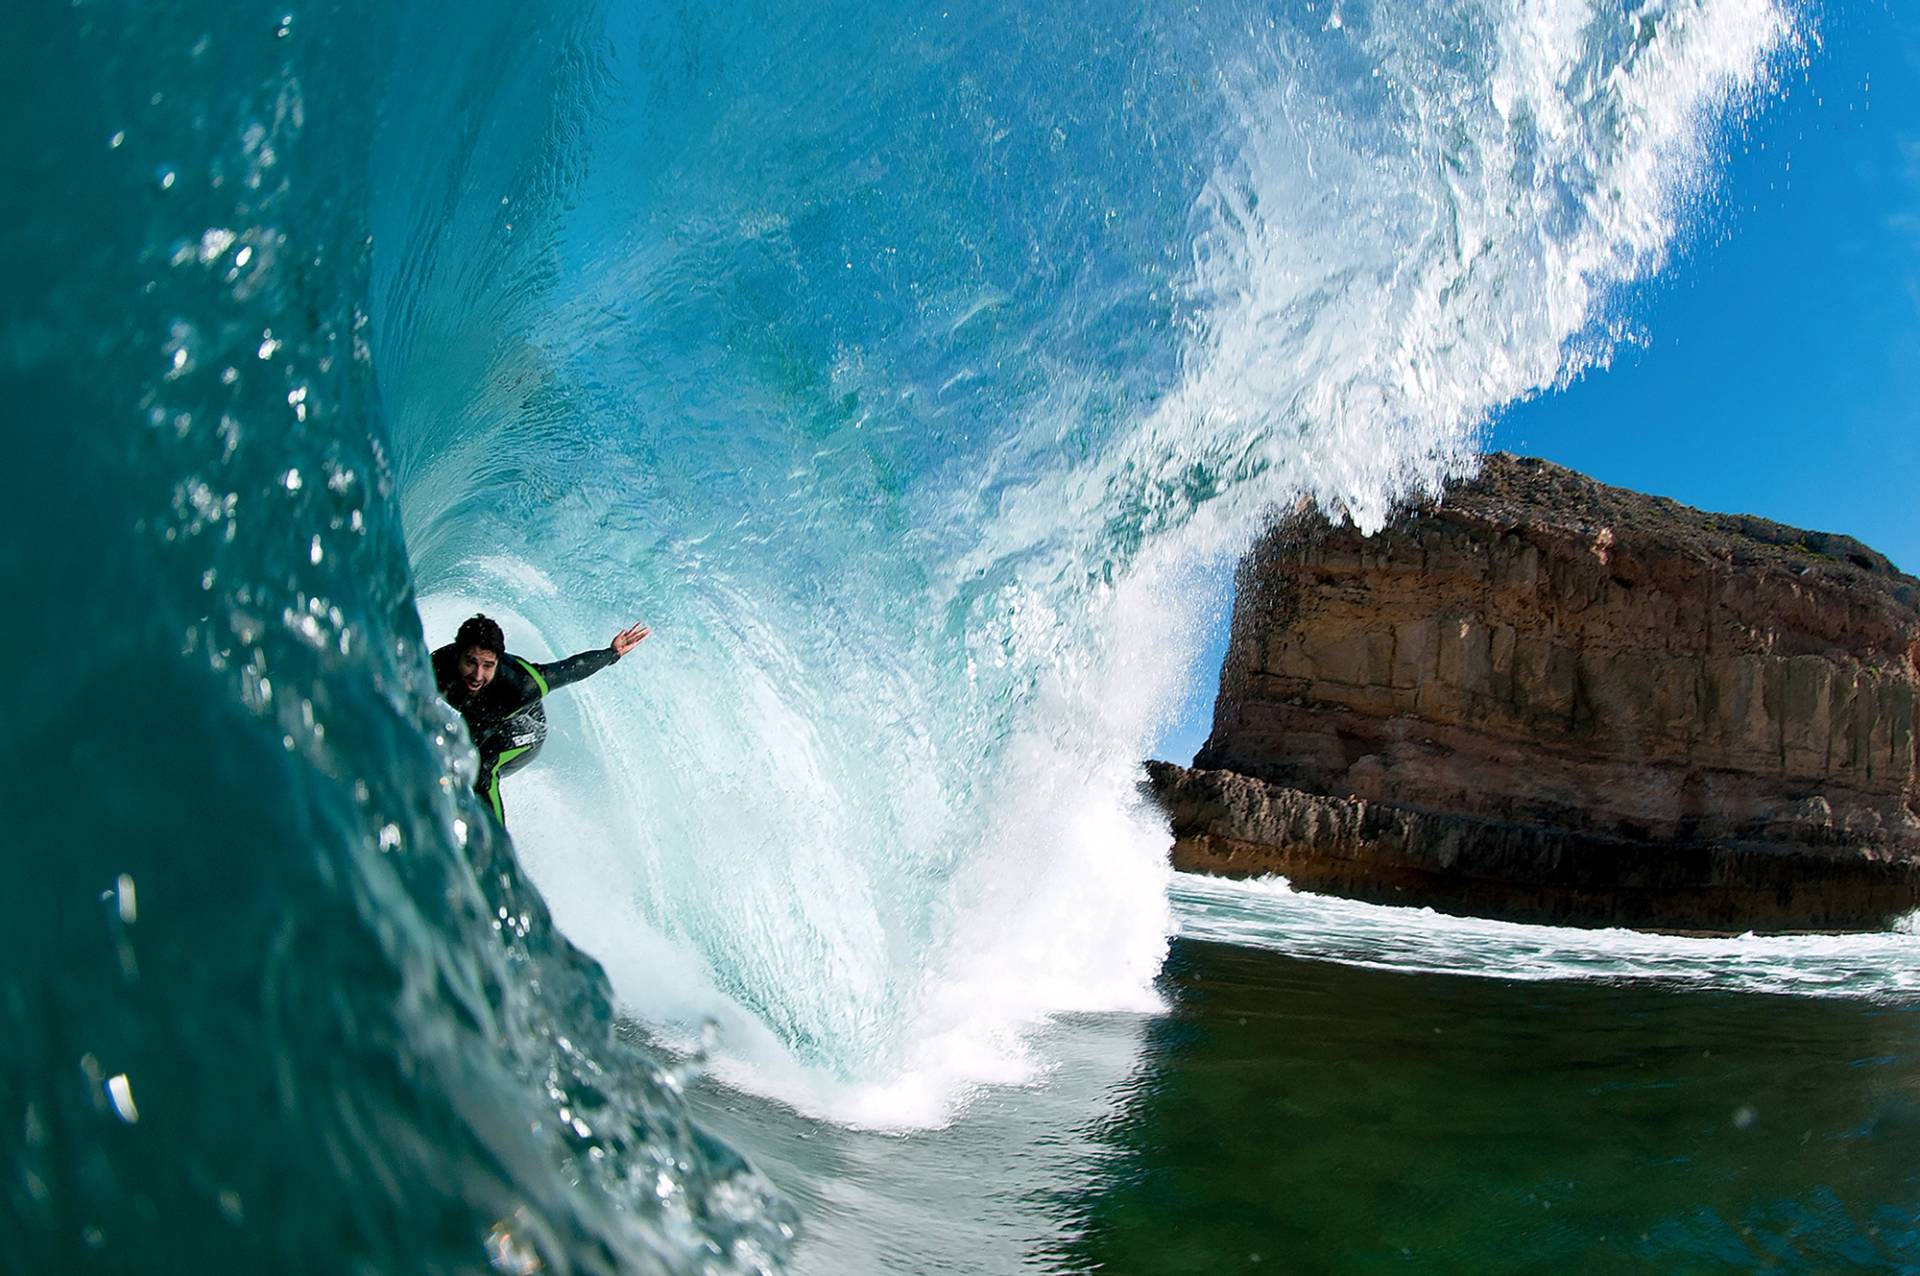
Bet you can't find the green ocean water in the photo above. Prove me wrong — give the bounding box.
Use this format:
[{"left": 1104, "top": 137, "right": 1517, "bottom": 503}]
[
  {"left": 1068, "top": 942, "right": 1920, "bottom": 1273},
  {"left": 691, "top": 899, "right": 1920, "bottom": 1274}
]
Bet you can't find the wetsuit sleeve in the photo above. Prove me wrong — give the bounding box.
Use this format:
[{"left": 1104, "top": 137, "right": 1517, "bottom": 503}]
[{"left": 518, "top": 646, "right": 621, "bottom": 698}]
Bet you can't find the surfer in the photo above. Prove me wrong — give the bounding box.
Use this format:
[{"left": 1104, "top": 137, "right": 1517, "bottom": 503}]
[{"left": 432, "top": 613, "right": 650, "bottom": 825}]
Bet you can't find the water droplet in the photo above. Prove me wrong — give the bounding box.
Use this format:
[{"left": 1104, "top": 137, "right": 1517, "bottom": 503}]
[
  {"left": 216, "top": 1190, "right": 244, "bottom": 1224},
  {"left": 484, "top": 1216, "right": 543, "bottom": 1276},
  {"left": 106, "top": 1074, "right": 138, "bottom": 1123},
  {"left": 197, "top": 228, "right": 235, "bottom": 263},
  {"left": 162, "top": 321, "right": 197, "bottom": 380}
]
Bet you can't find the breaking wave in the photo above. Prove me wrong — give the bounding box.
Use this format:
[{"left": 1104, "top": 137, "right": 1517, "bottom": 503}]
[{"left": 2, "top": 0, "right": 1791, "bottom": 1267}]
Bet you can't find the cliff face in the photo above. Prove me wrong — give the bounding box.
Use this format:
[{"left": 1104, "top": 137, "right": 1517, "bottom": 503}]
[{"left": 1153, "top": 454, "right": 1920, "bottom": 932}]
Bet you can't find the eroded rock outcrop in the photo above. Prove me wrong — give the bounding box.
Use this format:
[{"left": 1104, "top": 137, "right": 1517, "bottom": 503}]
[{"left": 1149, "top": 454, "right": 1920, "bottom": 932}]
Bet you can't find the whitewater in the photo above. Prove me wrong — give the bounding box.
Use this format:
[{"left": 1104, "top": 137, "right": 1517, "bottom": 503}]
[{"left": 15, "top": 0, "right": 1914, "bottom": 1272}]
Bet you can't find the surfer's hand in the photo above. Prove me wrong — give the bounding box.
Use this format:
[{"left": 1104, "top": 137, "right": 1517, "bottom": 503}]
[{"left": 612, "top": 622, "right": 650, "bottom": 657}]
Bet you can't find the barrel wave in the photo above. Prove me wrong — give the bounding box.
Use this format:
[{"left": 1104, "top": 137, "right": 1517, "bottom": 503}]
[{"left": 2, "top": 0, "right": 1789, "bottom": 1270}]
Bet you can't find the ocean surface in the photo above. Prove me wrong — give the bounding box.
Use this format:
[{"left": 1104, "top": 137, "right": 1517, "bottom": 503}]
[
  {"left": 8, "top": 0, "right": 1917, "bottom": 1271},
  {"left": 700, "top": 877, "right": 1920, "bottom": 1274}
]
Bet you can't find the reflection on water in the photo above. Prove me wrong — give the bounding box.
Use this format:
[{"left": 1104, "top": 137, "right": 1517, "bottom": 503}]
[
  {"left": 690, "top": 894, "right": 1920, "bottom": 1274},
  {"left": 1058, "top": 940, "right": 1920, "bottom": 1274}
]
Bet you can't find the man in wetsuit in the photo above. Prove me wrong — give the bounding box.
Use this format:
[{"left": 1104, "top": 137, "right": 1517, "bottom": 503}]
[{"left": 431, "top": 613, "right": 650, "bottom": 825}]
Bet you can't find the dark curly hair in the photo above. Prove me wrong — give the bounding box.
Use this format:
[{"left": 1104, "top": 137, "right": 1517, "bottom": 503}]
[{"left": 454, "top": 614, "right": 506, "bottom": 657}]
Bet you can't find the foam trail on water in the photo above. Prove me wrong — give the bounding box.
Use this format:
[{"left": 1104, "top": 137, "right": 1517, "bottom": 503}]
[{"left": 1175, "top": 875, "right": 1920, "bottom": 1000}]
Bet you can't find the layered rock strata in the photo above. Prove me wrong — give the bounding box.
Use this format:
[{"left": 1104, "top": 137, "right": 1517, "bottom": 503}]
[{"left": 1150, "top": 454, "right": 1920, "bottom": 933}]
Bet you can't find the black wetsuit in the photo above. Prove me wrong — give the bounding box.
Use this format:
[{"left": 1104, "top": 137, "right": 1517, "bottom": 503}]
[{"left": 431, "top": 643, "right": 622, "bottom": 824}]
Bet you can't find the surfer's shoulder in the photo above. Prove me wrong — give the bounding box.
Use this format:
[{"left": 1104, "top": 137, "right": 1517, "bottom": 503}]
[{"left": 499, "top": 652, "right": 546, "bottom": 696}]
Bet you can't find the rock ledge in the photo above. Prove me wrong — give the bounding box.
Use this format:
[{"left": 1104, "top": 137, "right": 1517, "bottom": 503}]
[{"left": 1148, "top": 455, "right": 1920, "bottom": 933}]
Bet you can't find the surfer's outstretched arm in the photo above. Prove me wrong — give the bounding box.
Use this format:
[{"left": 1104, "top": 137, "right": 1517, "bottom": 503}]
[{"left": 522, "top": 622, "right": 650, "bottom": 697}]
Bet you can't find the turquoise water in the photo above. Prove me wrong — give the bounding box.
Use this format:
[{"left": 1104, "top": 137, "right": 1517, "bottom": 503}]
[{"left": 9, "top": 0, "right": 1891, "bottom": 1270}]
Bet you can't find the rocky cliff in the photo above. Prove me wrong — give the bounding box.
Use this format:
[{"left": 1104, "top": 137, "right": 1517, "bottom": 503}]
[{"left": 1149, "top": 454, "right": 1920, "bottom": 932}]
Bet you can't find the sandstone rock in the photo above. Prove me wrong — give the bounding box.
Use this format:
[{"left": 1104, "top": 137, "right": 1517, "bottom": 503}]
[{"left": 1150, "top": 454, "right": 1920, "bottom": 933}]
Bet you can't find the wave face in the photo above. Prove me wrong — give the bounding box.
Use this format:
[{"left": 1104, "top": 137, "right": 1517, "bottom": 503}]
[{"left": 3, "top": 0, "right": 1787, "bottom": 1267}]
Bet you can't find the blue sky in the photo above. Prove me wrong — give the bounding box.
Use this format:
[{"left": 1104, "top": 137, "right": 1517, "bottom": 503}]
[
  {"left": 1155, "top": 0, "right": 1920, "bottom": 766},
  {"left": 1492, "top": 0, "right": 1920, "bottom": 572}
]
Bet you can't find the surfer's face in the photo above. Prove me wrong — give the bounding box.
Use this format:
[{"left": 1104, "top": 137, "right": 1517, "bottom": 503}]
[{"left": 459, "top": 647, "right": 499, "bottom": 694}]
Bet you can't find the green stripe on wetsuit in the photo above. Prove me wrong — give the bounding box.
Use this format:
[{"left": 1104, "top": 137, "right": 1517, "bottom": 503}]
[
  {"left": 516, "top": 657, "right": 550, "bottom": 697},
  {"left": 486, "top": 743, "right": 537, "bottom": 821}
]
